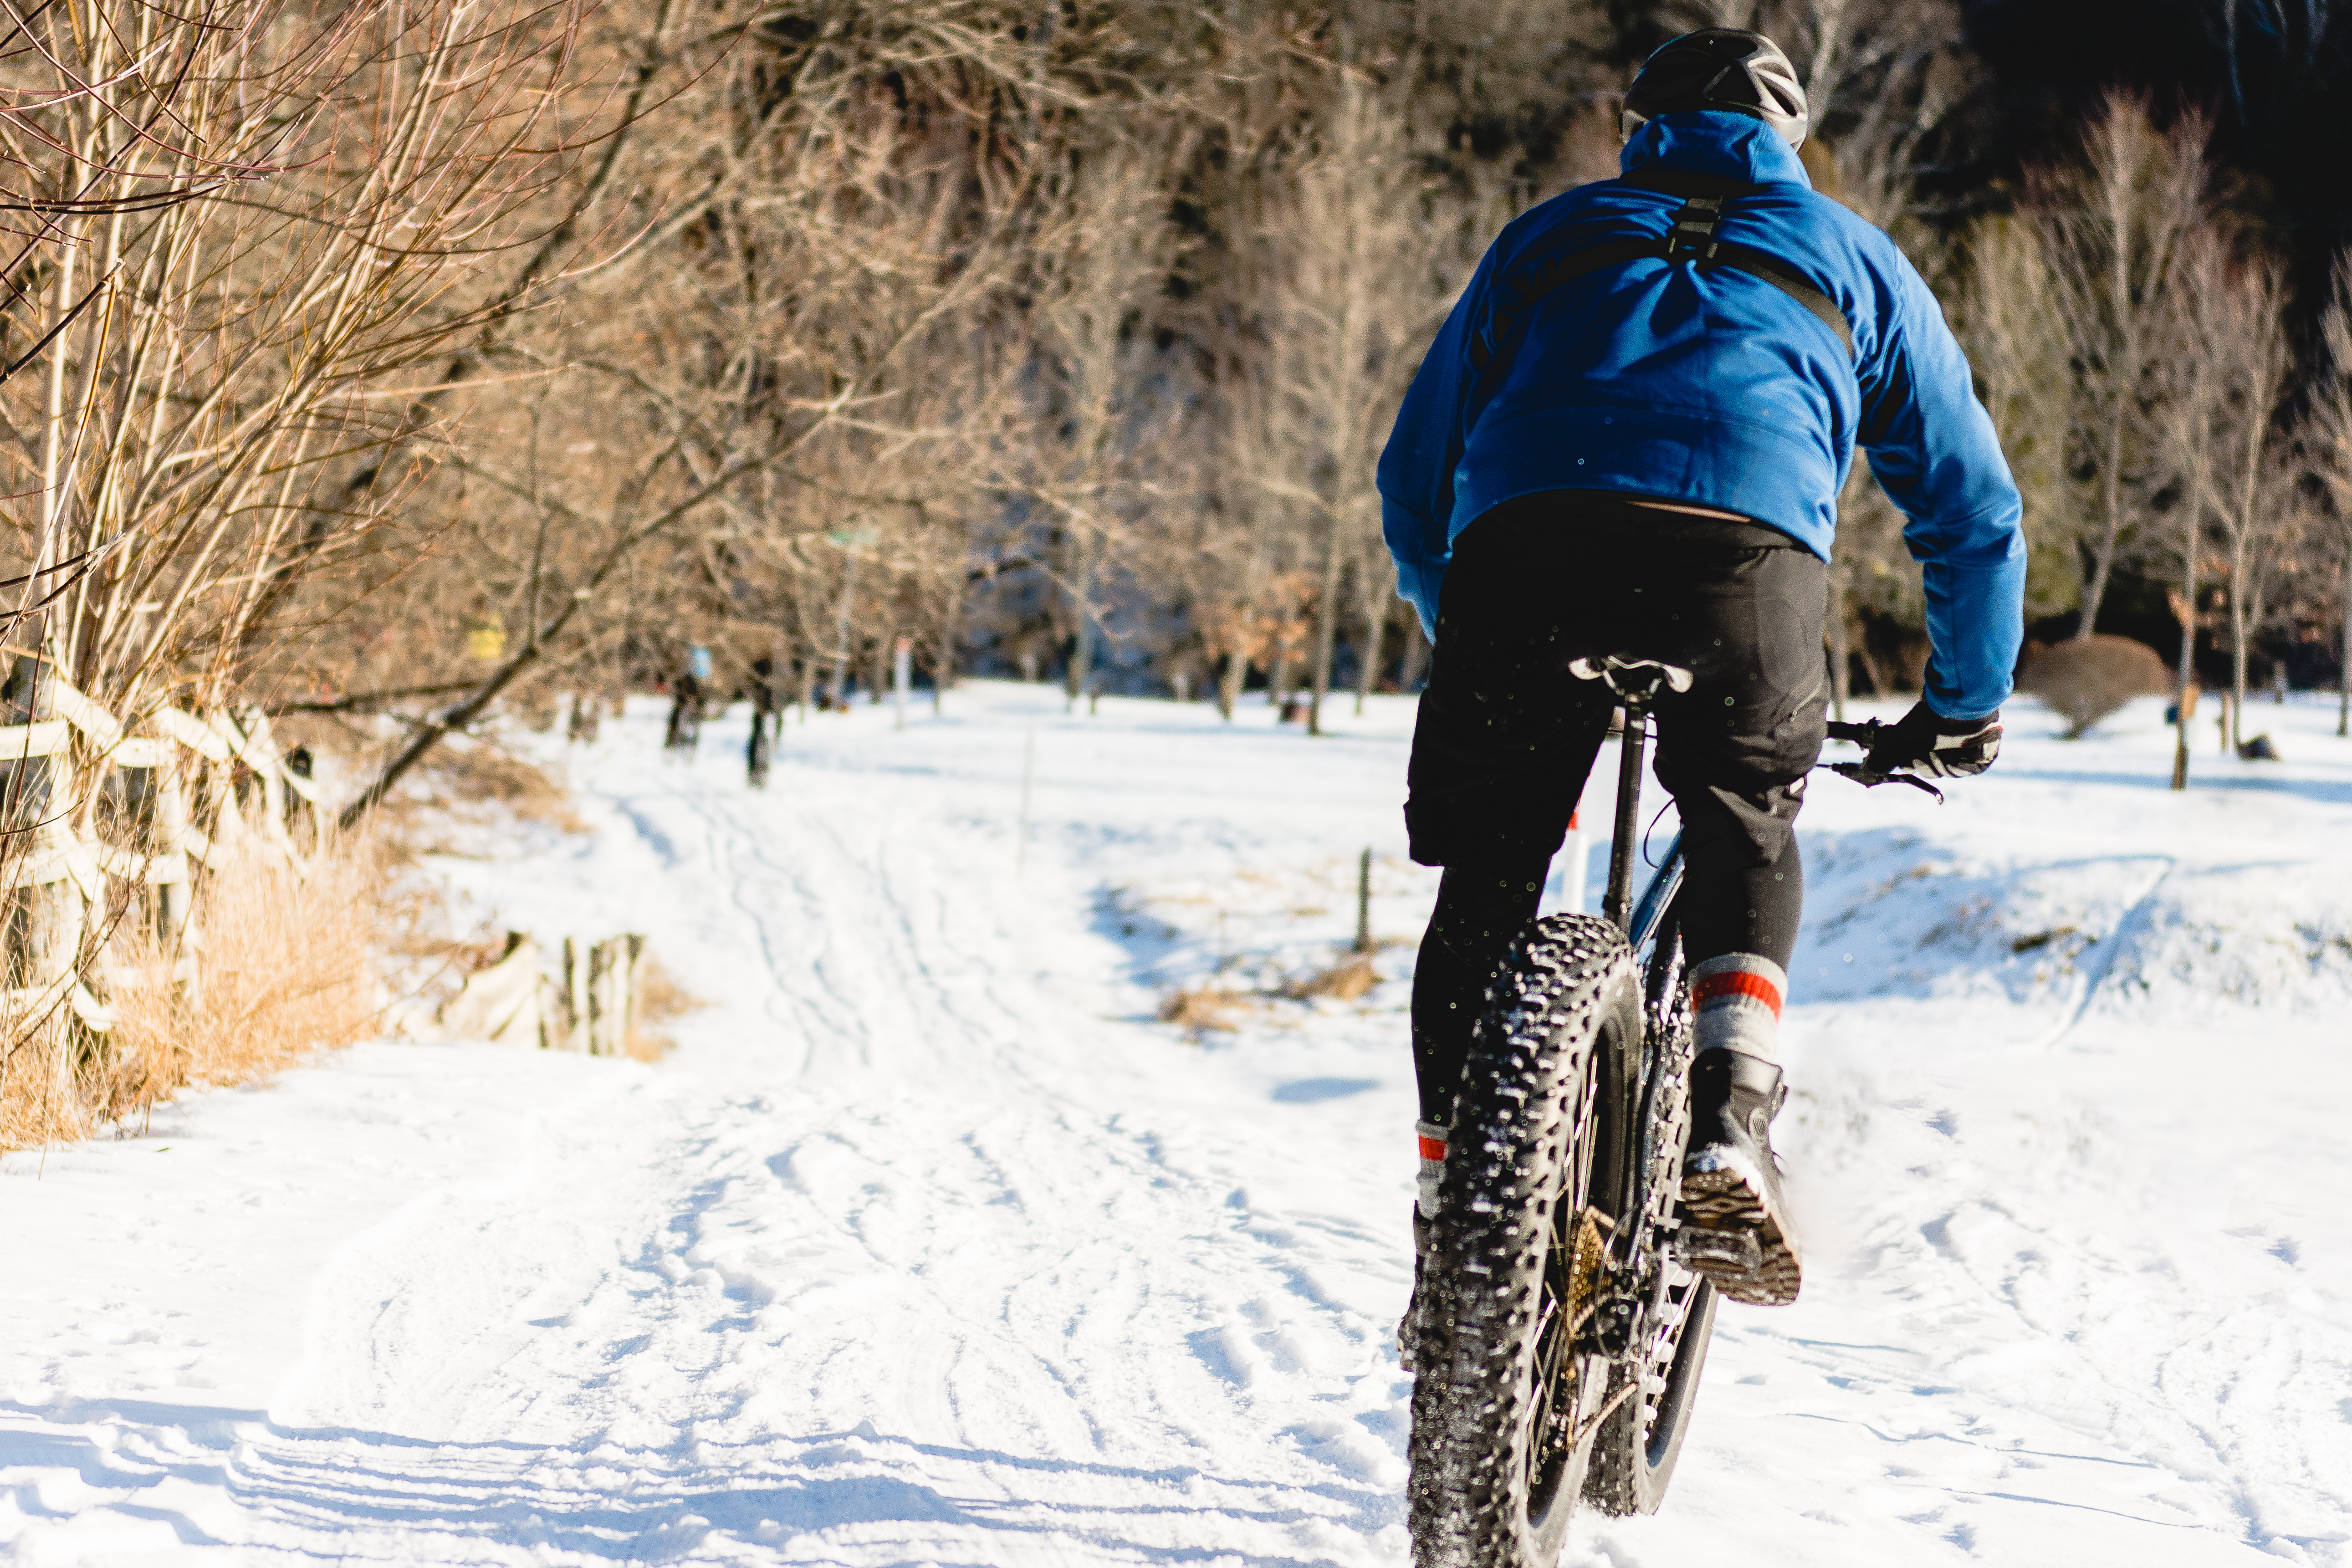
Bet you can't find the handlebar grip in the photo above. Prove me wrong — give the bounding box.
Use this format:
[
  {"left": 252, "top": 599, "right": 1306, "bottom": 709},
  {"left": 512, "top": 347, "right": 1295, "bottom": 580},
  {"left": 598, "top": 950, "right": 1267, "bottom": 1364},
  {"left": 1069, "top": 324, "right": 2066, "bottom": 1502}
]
[{"left": 1824, "top": 720, "right": 1881, "bottom": 744}]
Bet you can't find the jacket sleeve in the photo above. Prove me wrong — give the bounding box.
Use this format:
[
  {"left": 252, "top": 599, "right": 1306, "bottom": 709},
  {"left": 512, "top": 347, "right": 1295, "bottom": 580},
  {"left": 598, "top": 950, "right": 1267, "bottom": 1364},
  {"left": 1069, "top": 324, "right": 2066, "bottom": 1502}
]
[
  {"left": 1379, "top": 250, "right": 1499, "bottom": 642},
  {"left": 1856, "top": 248, "right": 2026, "bottom": 721}
]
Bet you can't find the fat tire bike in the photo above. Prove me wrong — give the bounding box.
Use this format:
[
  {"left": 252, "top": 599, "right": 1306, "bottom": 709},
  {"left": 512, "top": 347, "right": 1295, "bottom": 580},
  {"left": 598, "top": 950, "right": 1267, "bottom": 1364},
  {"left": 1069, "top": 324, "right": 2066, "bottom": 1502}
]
[{"left": 1405, "top": 664, "right": 1925, "bottom": 1567}]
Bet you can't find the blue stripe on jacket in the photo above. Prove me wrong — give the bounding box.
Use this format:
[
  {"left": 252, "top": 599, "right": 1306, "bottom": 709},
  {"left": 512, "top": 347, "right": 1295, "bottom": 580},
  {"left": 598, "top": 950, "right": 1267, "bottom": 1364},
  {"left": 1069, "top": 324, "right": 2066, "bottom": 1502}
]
[{"left": 1377, "top": 112, "right": 2025, "bottom": 720}]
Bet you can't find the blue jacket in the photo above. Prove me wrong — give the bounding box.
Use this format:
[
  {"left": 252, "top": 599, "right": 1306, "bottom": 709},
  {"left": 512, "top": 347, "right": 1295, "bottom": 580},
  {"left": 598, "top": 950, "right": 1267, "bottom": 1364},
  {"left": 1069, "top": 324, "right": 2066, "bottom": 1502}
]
[{"left": 1378, "top": 113, "right": 2025, "bottom": 720}]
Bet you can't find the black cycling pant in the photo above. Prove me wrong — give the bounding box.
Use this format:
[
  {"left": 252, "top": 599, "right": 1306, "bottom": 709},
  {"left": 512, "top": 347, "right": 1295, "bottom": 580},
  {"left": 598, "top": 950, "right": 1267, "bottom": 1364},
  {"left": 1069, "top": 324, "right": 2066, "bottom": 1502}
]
[{"left": 1406, "top": 492, "right": 1828, "bottom": 1125}]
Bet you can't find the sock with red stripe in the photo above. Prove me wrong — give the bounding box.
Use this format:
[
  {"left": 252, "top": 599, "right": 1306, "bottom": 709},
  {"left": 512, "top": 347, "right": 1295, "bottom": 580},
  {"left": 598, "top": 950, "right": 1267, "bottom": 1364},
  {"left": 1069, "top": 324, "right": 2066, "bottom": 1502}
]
[
  {"left": 1690, "top": 952, "right": 1785, "bottom": 1065},
  {"left": 1415, "top": 1121, "right": 1448, "bottom": 1217}
]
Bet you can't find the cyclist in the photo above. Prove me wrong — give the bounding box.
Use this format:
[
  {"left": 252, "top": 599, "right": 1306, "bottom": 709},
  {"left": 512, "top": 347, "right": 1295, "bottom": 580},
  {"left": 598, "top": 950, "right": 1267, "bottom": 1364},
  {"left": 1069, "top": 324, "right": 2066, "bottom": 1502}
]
[
  {"left": 746, "top": 655, "right": 779, "bottom": 787},
  {"left": 1381, "top": 29, "right": 2021, "bottom": 1309}
]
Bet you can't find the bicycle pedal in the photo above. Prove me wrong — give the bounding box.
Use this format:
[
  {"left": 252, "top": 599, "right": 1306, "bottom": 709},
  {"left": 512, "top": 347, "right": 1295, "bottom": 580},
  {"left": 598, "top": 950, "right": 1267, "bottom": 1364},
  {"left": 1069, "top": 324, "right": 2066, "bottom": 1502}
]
[{"left": 1672, "top": 1226, "right": 1762, "bottom": 1273}]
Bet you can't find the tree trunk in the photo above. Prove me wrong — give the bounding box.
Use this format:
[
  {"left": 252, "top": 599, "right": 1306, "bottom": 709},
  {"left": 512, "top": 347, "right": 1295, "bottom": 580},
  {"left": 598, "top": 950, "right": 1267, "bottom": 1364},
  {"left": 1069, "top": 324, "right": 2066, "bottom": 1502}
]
[
  {"left": 1400, "top": 618, "right": 1431, "bottom": 691},
  {"left": 1218, "top": 650, "right": 1245, "bottom": 721},
  {"left": 1065, "top": 617, "right": 1093, "bottom": 709},
  {"left": 2340, "top": 535, "right": 2350, "bottom": 738},
  {"left": 831, "top": 545, "right": 858, "bottom": 705},
  {"left": 1065, "top": 531, "right": 1104, "bottom": 711},
  {"left": 2173, "top": 523, "right": 2197, "bottom": 791},
  {"left": 2230, "top": 577, "right": 2250, "bottom": 754},
  {"left": 2076, "top": 403, "right": 2132, "bottom": 640},
  {"left": 2078, "top": 519, "right": 2122, "bottom": 641},
  {"left": 1354, "top": 584, "right": 1385, "bottom": 717},
  {"left": 1852, "top": 631, "right": 1889, "bottom": 698},
  {"left": 1306, "top": 513, "right": 1343, "bottom": 736}
]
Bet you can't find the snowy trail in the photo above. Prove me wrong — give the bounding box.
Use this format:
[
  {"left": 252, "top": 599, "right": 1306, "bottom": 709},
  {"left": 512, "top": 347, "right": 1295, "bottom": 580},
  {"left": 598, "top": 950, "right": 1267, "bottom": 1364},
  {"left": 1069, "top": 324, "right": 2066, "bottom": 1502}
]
[{"left": 5, "top": 685, "right": 2351, "bottom": 1565}]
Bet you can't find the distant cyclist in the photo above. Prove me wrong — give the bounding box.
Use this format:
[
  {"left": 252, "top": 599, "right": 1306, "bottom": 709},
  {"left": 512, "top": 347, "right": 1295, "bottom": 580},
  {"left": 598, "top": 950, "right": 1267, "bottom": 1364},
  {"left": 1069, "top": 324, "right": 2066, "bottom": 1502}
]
[
  {"left": 665, "top": 645, "right": 714, "bottom": 758},
  {"left": 746, "top": 655, "right": 778, "bottom": 788},
  {"left": 1380, "top": 30, "right": 2023, "bottom": 1308}
]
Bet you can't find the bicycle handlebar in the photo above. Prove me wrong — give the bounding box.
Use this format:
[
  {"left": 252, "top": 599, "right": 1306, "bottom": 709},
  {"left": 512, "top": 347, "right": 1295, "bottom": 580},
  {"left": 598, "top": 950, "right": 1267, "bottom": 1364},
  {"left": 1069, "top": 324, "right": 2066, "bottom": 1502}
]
[{"left": 1819, "top": 717, "right": 1943, "bottom": 802}]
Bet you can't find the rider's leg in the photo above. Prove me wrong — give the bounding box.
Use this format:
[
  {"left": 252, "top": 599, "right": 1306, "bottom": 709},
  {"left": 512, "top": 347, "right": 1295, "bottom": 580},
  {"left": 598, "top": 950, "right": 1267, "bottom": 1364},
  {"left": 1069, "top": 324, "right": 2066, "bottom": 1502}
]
[
  {"left": 1670, "top": 784, "right": 1801, "bottom": 1066},
  {"left": 1396, "top": 498, "right": 1621, "bottom": 1365},
  {"left": 1409, "top": 858, "right": 1551, "bottom": 1132},
  {"left": 1645, "top": 526, "right": 1825, "bottom": 1306},
  {"left": 1648, "top": 528, "right": 1829, "bottom": 1051},
  {"left": 1402, "top": 497, "right": 1622, "bottom": 1138},
  {"left": 1672, "top": 785, "right": 1805, "bottom": 973}
]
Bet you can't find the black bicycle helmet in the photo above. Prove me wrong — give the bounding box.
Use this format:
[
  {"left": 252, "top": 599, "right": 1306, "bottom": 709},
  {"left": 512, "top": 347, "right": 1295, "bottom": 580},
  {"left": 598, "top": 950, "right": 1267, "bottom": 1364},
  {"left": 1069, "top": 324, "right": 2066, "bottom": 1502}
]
[{"left": 1621, "top": 29, "right": 1809, "bottom": 150}]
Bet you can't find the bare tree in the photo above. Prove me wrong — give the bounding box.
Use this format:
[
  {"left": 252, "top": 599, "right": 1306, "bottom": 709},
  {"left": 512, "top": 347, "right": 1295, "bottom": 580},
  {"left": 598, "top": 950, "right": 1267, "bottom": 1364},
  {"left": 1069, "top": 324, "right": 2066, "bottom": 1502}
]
[
  {"left": 2311, "top": 253, "right": 2352, "bottom": 737},
  {"left": 1264, "top": 57, "right": 1455, "bottom": 736},
  {"left": 0, "top": 0, "right": 614, "bottom": 1140},
  {"left": 2035, "top": 95, "right": 2210, "bottom": 640},
  {"left": 335, "top": 3, "right": 1068, "bottom": 814},
  {"left": 2180, "top": 241, "right": 2295, "bottom": 751},
  {"left": 2151, "top": 286, "right": 2221, "bottom": 788},
  {"left": 1959, "top": 213, "right": 2078, "bottom": 622},
  {"left": 1024, "top": 132, "right": 1186, "bottom": 709}
]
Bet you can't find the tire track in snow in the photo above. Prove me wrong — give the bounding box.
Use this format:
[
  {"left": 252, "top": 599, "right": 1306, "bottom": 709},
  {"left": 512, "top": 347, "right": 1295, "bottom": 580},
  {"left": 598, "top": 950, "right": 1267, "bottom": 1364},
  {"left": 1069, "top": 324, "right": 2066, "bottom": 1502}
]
[{"left": 151, "top": 730, "right": 1411, "bottom": 1564}]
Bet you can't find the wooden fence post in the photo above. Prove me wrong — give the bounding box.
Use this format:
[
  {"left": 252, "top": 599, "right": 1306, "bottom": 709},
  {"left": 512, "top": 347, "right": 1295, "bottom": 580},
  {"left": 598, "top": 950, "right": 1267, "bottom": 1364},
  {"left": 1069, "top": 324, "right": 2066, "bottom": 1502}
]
[
  {"left": 155, "top": 766, "right": 192, "bottom": 942},
  {"left": 1355, "top": 848, "right": 1372, "bottom": 954},
  {"left": 585, "top": 934, "right": 644, "bottom": 1056},
  {"left": 560, "top": 935, "right": 590, "bottom": 1052}
]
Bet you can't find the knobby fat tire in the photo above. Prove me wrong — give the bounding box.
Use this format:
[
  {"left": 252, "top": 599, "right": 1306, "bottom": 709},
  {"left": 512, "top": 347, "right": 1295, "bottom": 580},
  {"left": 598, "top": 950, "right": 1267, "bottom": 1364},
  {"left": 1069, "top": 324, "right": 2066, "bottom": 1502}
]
[{"left": 1408, "top": 914, "right": 1641, "bottom": 1568}]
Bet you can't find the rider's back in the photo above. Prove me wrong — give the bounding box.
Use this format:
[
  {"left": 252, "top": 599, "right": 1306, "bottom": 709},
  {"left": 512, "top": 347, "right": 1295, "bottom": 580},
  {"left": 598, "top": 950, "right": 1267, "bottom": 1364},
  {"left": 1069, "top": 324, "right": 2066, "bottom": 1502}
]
[
  {"left": 1457, "top": 120, "right": 1899, "bottom": 542},
  {"left": 1380, "top": 109, "right": 2022, "bottom": 721}
]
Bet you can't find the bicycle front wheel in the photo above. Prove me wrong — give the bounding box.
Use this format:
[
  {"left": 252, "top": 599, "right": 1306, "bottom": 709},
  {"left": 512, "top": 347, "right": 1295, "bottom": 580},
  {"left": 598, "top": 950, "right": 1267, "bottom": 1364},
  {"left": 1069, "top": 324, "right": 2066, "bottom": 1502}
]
[
  {"left": 1585, "top": 926, "right": 1718, "bottom": 1516},
  {"left": 1408, "top": 914, "right": 1640, "bottom": 1568}
]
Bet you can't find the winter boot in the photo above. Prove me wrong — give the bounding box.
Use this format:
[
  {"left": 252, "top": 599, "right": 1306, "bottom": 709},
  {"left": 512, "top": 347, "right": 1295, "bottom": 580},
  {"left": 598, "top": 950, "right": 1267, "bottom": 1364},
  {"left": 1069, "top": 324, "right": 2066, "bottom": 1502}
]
[
  {"left": 1675, "top": 955, "right": 1803, "bottom": 1306},
  {"left": 1399, "top": 1121, "right": 1446, "bottom": 1370}
]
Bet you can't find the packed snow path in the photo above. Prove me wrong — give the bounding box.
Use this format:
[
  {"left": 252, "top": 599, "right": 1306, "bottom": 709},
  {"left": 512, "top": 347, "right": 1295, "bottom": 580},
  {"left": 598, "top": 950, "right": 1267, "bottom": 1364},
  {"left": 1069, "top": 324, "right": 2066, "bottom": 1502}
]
[{"left": 5, "top": 684, "right": 2350, "bottom": 1566}]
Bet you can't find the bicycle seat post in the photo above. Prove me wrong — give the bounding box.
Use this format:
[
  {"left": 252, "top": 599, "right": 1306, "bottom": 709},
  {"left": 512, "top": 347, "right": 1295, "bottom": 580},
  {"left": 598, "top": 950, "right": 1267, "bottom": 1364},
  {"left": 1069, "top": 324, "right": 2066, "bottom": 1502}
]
[
  {"left": 1602, "top": 687, "right": 1653, "bottom": 934},
  {"left": 1566, "top": 655, "right": 1691, "bottom": 936}
]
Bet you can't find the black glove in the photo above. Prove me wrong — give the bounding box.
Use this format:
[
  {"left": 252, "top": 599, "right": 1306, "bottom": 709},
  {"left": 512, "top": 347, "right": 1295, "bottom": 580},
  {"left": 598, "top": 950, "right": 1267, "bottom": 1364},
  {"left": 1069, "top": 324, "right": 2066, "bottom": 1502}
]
[{"left": 1865, "top": 701, "right": 2002, "bottom": 779}]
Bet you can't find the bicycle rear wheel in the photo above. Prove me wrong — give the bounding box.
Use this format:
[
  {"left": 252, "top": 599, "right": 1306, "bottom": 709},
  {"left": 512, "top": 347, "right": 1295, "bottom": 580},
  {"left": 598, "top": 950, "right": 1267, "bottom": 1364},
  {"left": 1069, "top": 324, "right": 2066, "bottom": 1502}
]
[{"left": 1408, "top": 914, "right": 1640, "bottom": 1568}]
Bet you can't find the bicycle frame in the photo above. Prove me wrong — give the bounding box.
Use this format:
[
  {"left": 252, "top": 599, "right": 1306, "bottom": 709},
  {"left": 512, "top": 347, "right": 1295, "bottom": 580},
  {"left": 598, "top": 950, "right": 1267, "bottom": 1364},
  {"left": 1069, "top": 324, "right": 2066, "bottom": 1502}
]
[{"left": 1563, "top": 661, "right": 1696, "bottom": 1336}]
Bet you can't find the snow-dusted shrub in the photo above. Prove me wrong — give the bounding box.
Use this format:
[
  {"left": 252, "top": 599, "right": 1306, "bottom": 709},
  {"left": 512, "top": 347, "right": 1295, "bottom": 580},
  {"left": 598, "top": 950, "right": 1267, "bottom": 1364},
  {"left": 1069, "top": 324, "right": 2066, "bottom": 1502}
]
[{"left": 2016, "top": 635, "right": 2173, "bottom": 738}]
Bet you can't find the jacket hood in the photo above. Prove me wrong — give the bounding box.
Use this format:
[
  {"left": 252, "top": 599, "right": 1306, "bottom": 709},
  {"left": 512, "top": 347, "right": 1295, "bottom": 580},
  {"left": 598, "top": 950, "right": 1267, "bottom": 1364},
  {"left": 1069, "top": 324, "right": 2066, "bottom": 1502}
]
[{"left": 1620, "top": 112, "right": 1812, "bottom": 187}]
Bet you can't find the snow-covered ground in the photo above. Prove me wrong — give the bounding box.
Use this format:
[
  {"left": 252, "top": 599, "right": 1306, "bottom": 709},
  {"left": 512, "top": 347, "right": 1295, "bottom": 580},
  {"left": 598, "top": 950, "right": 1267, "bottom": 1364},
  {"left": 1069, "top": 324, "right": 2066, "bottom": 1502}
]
[{"left": 5, "top": 682, "right": 2349, "bottom": 1567}]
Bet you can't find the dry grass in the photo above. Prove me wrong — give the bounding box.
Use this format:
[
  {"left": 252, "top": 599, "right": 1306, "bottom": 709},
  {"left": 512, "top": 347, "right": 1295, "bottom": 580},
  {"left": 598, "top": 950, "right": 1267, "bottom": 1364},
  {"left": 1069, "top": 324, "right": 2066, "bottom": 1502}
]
[
  {"left": 1156, "top": 951, "right": 1382, "bottom": 1037},
  {"left": 0, "top": 1016, "right": 89, "bottom": 1149},
  {"left": 1159, "top": 981, "right": 1249, "bottom": 1034},
  {"left": 1282, "top": 952, "right": 1380, "bottom": 1002},
  {"left": 626, "top": 953, "right": 702, "bottom": 1062},
  {"left": 414, "top": 738, "right": 587, "bottom": 835},
  {"left": 86, "top": 835, "right": 377, "bottom": 1140},
  {"left": 1153, "top": 929, "right": 1399, "bottom": 1041}
]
